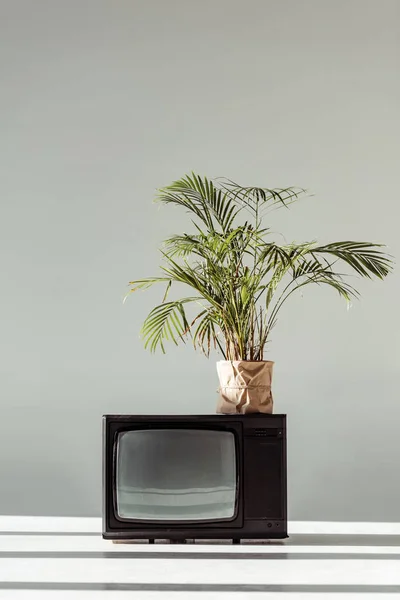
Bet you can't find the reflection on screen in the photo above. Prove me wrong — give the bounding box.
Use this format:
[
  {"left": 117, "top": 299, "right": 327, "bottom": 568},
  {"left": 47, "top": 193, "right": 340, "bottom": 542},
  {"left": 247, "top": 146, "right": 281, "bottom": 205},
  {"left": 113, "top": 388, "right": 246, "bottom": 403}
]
[{"left": 116, "top": 429, "right": 236, "bottom": 520}]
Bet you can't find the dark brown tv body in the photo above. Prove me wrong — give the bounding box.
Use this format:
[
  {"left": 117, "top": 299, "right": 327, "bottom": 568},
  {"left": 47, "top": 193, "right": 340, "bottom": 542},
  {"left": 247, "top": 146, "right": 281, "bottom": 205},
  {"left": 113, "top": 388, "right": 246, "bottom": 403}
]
[{"left": 103, "top": 414, "right": 287, "bottom": 542}]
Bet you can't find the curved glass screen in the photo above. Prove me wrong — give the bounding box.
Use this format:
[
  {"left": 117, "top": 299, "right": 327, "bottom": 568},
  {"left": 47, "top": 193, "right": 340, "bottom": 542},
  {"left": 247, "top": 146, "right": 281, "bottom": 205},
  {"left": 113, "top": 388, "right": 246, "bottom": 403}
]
[{"left": 116, "top": 429, "right": 237, "bottom": 521}]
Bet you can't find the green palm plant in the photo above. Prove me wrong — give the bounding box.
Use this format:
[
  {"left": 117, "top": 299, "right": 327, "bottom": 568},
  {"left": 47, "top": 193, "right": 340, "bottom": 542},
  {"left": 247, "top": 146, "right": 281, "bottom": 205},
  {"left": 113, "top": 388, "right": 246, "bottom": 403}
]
[{"left": 127, "top": 173, "right": 392, "bottom": 361}]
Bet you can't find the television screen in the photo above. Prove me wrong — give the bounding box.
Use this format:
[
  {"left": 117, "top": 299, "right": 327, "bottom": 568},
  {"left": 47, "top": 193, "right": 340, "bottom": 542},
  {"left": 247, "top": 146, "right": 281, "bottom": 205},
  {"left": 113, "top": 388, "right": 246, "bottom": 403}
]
[{"left": 116, "top": 429, "right": 237, "bottom": 521}]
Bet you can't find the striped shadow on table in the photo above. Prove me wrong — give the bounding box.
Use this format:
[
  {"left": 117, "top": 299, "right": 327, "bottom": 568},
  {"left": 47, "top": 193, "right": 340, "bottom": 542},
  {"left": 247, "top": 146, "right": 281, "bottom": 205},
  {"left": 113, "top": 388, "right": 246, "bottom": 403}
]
[
  {"left": 2, "top": 520, "right": 400, "bottom": 596},
  {"left": 1, "top": 551, "right": 400, "bottom": 560},
  {"left": 3, "top": 532, "right": 400, "bottom": 543},
  {"left": 2, "top": 582, "right": 400, "bottom": 593}
]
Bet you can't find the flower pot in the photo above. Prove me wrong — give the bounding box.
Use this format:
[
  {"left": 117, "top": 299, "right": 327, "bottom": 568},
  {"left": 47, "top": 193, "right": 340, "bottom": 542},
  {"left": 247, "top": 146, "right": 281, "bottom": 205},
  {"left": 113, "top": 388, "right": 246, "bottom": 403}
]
[{"left": 216, "top": 360, "right": 274, "bottom": 414}]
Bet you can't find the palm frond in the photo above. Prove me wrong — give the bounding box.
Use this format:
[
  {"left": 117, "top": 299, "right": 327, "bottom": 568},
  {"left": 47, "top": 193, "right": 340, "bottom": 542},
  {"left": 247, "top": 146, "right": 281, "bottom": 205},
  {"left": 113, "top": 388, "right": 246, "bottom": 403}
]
[
  {"left": 141, "top": 298, "right": 197, "bottom": 353},
  {"left": 124, "top": 276, "right": 171, "bottom": 303},
  {"left": 191, "top": 309, "right": 225, "bottom": 358},
  {"left": 157, "top": 173, "right": 241, "bottom": 232},
  {"left": 163, "top": 234, "right": 204, "bottom": 258},
  {"left": 312, "top": 241, "right": 392, "bottom": 279},
  {"left": 217, "top": 178, "right": 307, "bottom": 213}
]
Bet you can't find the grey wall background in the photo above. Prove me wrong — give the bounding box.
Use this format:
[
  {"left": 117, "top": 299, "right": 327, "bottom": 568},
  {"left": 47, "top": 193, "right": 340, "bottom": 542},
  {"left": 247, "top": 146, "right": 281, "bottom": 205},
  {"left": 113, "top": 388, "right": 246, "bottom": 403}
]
[{"left": 0, "top": 0, "right": 399, "bottom": 521}]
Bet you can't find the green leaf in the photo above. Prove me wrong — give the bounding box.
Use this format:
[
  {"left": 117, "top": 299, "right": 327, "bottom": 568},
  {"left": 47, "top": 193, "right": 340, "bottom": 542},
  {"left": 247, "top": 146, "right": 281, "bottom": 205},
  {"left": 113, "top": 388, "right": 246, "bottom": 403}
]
[{"left": 141, "top": 298, "right": 198, "bottom": 353}]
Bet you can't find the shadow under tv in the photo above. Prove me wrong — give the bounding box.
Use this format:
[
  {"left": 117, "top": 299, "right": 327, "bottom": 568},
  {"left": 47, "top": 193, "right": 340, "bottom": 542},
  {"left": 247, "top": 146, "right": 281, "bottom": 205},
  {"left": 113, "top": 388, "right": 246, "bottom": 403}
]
[{"left": 103, "top": 414, "right": 287, "bottom": 542}]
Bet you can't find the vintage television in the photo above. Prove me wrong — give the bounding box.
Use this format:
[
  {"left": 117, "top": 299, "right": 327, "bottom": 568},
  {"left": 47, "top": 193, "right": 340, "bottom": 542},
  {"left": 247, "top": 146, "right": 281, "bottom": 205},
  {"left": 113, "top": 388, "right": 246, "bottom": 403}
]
[{"left": 103, "top": 414, "right": 287, "bottom": 542}]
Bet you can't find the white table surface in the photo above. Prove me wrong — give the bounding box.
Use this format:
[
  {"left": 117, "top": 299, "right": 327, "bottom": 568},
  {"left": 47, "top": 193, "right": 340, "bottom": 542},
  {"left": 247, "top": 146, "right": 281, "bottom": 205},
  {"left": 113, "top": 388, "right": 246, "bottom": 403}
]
[{"left": 1, "top": 517, "right": 400, "bottom": 599}]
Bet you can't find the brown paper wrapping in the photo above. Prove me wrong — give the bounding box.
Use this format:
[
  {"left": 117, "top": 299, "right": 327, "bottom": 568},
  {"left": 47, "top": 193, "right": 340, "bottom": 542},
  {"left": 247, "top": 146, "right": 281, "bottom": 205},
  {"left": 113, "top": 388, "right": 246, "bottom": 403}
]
[{"left": 216, "top": 360, "right": 274, "bottom": 414}]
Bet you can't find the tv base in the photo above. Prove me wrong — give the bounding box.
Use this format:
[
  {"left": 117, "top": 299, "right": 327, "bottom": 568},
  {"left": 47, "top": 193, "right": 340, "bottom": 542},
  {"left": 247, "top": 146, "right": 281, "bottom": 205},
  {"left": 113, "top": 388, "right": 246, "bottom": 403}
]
[{"left": 112, "top": 536, "right": 285, "bottom": 545}]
